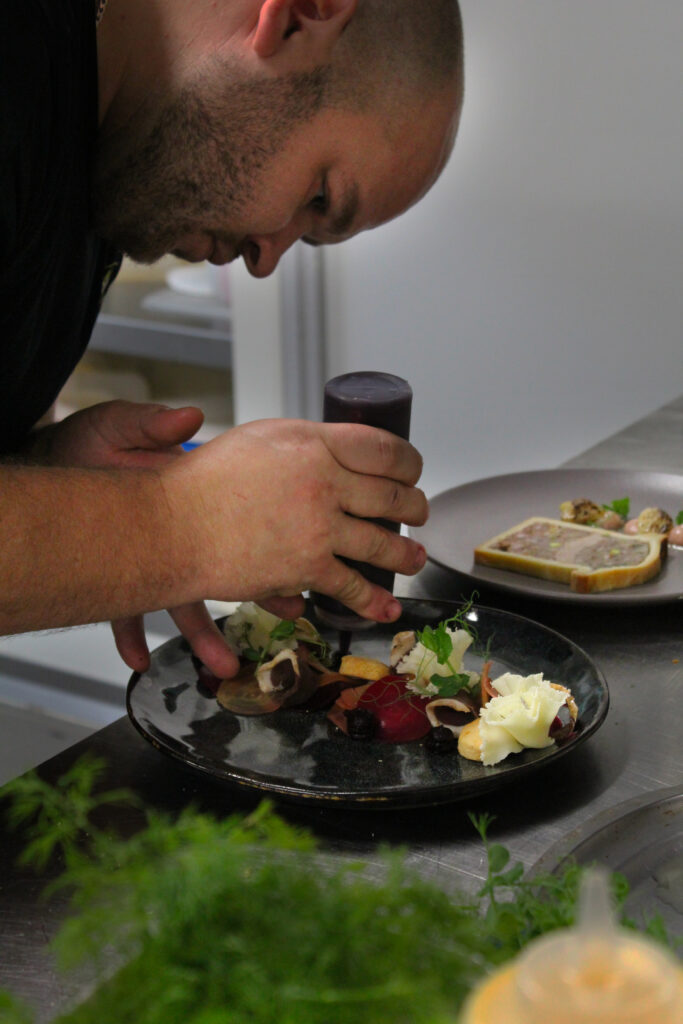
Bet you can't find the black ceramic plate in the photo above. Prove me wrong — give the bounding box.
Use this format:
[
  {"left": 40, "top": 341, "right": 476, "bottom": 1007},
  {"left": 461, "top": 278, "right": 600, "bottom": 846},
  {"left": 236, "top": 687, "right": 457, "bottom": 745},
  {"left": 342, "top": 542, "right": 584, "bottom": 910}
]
[
  {"left": 531, "top": 786, "right": 683, "bottom": 935},
  {"left": 413, "top": 469, "right": 683, "bottom": 605},
  {"left": 126, "top": 599, "right": 609, "bottom": 808}
]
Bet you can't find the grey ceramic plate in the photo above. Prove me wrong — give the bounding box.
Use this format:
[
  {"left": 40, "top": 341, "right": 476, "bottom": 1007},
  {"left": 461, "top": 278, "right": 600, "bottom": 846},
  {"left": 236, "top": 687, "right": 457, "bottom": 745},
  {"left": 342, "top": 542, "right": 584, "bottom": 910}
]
[
  {"left": 531, "top": 786, "right": 683, "bottom": 935},
  {"left": 126, "top": 599, "right": 609, "bottom": 808},
  {"left": 413, "top": 469, "right": 683, "bottom": 605}
]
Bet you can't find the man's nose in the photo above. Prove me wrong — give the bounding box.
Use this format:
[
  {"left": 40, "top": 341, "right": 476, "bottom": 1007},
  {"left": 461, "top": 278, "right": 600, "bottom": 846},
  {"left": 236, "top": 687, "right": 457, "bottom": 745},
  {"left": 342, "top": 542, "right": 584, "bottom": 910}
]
[{"left": 242, "top": 221, "right": 303, "bottom": 278}]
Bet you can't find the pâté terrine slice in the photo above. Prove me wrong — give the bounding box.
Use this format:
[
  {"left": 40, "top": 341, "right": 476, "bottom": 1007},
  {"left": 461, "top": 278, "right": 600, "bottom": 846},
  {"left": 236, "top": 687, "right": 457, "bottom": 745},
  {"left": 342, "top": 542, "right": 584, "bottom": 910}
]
[{"left": 474, "top": 516, "right": 666, "bottom": 592}]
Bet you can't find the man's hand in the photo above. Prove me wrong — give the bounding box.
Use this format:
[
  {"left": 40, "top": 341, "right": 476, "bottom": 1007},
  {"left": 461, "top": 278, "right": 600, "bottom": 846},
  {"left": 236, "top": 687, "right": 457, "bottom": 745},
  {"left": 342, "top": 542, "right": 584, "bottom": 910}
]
[
  {"left": 23, "top": 399, "right": 203, "bottom": 469},
  {"left": 24, "top": 400, "right": 240, "bottom": 676},
  {"left": 164, "top": 418, "right": 429, "bottom": 624},
  {"left": 19, "top": 406, "right": 429, "bottom": 679}
]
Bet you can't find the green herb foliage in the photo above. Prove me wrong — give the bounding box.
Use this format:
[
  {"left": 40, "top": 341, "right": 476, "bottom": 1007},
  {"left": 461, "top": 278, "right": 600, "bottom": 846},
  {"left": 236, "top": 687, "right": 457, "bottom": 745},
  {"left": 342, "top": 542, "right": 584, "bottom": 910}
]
[
  {"left": 676, "top": 510, "right": 683, "bottom": 526},
  {"left": 602, "top": 497, "right": 630, "bottom": 518},
  {"left": 427, "top": 672, "right": 474, "bottom": 698},
  {"left": 0, "top": 992, "right": 33, "bottom": 1024},
  {"left": 0, "top": 760, "right": 678, "bottom": 1024},
  {"left": 241, "top": 618, "right": 331, "bottom": 668},
  {"left": 415, "top": 595, "right": 483, "bottom": 696},
  {"left": 241, "top": 618, "right": 298, "bottom": 663}
]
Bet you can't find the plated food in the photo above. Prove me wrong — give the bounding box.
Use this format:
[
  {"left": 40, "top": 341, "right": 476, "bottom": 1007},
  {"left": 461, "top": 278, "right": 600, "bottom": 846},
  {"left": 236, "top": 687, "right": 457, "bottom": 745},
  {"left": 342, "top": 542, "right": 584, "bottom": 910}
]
[
  {"left": 559, "top": 497, "right": 683, "bottom": 546},
  {"left": 474, "top": 496, "right": 681, "bottom": 594},
  {"left": 413, "top": 469, "right": 683, "bottom": 606},
  {"left": 211, "top": 602, "right": 579, "bottom": 767},
  {"left": 126, "top": 597, "right": 609, "bottom": 806}
]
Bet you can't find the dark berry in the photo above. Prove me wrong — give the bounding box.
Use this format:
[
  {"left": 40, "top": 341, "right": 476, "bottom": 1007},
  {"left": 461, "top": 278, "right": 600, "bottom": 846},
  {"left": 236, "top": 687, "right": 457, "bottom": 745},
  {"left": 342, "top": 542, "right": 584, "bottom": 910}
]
[
  {"left": 425, "top": 725, "right": 457, "bottom": 754},
  {"left": 345, "top": 707, "right": 378, "bottom": 741}
]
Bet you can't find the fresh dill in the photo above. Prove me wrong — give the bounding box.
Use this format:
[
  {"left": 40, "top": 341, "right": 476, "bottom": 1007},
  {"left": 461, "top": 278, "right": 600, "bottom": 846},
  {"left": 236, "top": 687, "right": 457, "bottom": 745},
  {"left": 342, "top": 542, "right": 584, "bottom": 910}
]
[{"left": 0, "top": 759, "right": 678, "bottom": 1024}]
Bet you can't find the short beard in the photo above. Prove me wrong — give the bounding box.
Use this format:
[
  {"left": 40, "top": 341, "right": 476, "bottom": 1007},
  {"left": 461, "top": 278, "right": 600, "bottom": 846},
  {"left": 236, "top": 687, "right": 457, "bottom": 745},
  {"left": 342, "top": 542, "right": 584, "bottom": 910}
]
[{"left": 92, "top": 62, "right": 329, "bottom": 263}]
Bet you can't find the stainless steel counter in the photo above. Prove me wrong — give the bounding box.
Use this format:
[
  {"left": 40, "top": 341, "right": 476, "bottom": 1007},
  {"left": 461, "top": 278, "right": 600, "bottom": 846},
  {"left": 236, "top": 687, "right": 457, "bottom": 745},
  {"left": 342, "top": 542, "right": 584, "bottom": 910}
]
[{"left": 1, "top": 395, "right": 681, "bottom": 1021}]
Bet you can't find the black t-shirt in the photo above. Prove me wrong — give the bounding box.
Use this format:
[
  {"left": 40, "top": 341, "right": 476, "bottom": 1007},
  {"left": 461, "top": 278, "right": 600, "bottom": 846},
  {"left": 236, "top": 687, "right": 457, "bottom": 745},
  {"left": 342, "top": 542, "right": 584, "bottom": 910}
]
[{"left": 0, "top": 0, "right": 121, "bottom": 454}]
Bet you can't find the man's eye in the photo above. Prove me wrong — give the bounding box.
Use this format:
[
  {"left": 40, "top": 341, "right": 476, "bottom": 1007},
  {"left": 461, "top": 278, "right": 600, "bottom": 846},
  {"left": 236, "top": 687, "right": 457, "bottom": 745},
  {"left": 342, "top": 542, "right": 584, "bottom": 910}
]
[{"left": 310, "top": 178, "right": 329, "bottom": 215}]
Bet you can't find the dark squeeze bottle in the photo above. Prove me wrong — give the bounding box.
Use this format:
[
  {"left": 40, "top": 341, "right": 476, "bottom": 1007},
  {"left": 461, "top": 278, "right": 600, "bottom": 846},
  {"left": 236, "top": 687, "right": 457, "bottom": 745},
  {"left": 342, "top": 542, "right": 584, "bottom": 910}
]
[{"left": 311, "top": 371, "right": 413, "bottom": 631}]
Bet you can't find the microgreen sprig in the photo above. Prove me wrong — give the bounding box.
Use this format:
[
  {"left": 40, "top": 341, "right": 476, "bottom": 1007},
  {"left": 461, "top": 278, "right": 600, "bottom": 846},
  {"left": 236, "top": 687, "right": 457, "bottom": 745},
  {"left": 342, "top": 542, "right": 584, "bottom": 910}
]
[
  {"left": 242, "top": 618, "right": 330, "bottom": 668},
  {"left": 414, "top": 595, "right": 480, "bottom": 696}
]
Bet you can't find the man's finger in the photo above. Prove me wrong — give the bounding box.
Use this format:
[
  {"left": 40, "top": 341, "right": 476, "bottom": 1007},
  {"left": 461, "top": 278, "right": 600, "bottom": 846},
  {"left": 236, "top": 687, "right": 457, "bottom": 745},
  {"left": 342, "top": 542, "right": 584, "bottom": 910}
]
[
  {"left": 321, "top": 422, "right": 423, "bottom": 486},
  {"left": 139, "top": 405, "right": 204, "bottom": 448},
  {"left": 257, "top": 595, "right": 307, "bottom": 620},
  {"left": 338, "top": 474, "right": 429, "bottom": 526},
  {"left": 169, "top": 602, "right": 241, "bottom": 678},
  {"left": 317, "top": 558, "right": 404, "bottom": 624},
  {"left": 107, "top": 403, "right": 203, "bottom": 451},
  {"left": 333, "top": 518, "right": 427, "bottom": 578},
  {"left": 111, "top": 615, "right": 151, "bottom": 673}
]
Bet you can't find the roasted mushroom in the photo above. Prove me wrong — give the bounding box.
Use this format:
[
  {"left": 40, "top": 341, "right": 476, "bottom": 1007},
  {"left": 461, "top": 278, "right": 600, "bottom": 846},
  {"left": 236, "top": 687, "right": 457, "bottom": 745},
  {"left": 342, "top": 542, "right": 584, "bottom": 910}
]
[
  {"left": 389, "top": 630, "right": 417, "bottom": 669},
  {"left": 635, "top": 507, "right": 674, "bottom": 536},
  {"left": 425, "top": 690, "right": 478, "bottom": 736},
  {"left": 560, "top": 498, "right": 623, "bottom": 530},
  {"left": 219, "top": 646, "right": 327, "bottom": 715},
  {"left": 560, "top": 498, "right": 603, "bottom": 525}
]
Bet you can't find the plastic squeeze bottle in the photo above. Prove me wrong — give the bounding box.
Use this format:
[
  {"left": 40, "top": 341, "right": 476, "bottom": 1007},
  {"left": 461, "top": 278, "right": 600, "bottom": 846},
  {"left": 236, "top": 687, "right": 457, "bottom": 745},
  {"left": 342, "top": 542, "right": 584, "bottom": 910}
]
[
  {"left": 462, "top": 868, "right": 683, "bottom": 1024},
  {"left": 311, "top": 371, "right": 413, "bottom": 631}
]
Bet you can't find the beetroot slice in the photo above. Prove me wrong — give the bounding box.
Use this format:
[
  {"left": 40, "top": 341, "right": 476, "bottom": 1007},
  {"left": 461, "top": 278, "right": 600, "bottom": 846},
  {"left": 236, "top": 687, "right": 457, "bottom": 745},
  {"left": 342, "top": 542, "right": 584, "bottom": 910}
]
[{"left": 357, "top": 676, "right": 431, "bottom": 743}]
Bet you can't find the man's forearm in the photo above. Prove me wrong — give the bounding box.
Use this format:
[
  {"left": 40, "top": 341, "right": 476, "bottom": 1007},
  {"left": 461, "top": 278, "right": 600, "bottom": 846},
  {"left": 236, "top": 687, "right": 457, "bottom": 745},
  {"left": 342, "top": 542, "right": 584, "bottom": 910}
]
[
  {"left": 1, "top": 418, "right": 430, "bottom": 640},
  {"left": 1, "top": 464, "right": 192, "bottom": 634}
]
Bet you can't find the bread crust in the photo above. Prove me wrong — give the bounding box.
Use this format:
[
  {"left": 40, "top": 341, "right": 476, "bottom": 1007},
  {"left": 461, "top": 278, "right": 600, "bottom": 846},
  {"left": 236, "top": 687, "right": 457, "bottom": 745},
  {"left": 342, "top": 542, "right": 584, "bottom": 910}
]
[{"left": 474, "top": 516, "right": 666, "bottom": 593}]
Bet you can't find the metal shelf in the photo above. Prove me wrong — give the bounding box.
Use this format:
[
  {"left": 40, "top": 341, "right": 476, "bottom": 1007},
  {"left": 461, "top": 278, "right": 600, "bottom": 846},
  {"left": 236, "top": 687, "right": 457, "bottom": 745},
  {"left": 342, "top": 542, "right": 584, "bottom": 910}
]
[{"left": 90, "top": 313, "right": 232, "bottom": 370}]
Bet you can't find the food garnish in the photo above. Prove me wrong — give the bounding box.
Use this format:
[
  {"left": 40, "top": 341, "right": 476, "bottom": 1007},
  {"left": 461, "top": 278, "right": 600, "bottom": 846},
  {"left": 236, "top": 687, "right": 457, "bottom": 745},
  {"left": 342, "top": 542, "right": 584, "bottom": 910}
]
[
  {"left": 634, "top": 506, "right": 674, "bottom": 536},
  {"left": 603, "top": 496, "right": 630, "bottom": 518},
  {"left": 564, "top": 496, "right": 681, "bottom": 546},
  {"left": 560, "top": 497, "right": 625, "bottom": 530}
]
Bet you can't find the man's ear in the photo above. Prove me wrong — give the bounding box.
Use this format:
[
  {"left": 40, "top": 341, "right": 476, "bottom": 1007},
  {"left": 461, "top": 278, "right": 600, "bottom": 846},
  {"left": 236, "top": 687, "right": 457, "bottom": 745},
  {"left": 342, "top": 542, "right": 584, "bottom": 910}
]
[{"left": 252, "top": 0, "right": 357, "bottom": 61}]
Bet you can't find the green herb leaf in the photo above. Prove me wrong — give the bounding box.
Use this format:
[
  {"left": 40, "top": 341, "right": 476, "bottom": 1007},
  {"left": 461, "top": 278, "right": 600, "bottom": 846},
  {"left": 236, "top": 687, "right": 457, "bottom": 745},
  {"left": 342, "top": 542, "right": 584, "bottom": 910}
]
[
  {"left": 495, "top": 864, "right": 525, "bottom": 886},
  {"left": 487, "top": 843, "right": 510, "bottom": 874},
  {"left": 0, "top": 991, "right": 33, "bottom": 1024},
  {"left": 241, "top": 646, "right": 263, "bottom": 662},
  {"left": 676, "top": 510, "right": 683, "bottom": 526},
  {"left": 270, "top": 620, "right": 296, "bottom": 642},
  {"left": 428, "top": 672, "right": 472, "bottom": 697},
  {"left": 603, "top": 497, "right": 630, "bottom": 517},
  {"left": 417, "top": 623, "right": 453, "bottom": 664}
]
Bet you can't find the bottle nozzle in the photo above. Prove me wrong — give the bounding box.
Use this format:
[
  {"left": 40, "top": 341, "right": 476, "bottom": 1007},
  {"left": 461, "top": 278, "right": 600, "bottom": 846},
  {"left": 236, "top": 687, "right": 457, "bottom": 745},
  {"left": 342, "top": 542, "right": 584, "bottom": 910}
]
[
  {"left": 574, "top": 867, "right": 618, "bottom": 987},
  {"left": 514, "top": 868, "right": 682, "bottom": 1024}
]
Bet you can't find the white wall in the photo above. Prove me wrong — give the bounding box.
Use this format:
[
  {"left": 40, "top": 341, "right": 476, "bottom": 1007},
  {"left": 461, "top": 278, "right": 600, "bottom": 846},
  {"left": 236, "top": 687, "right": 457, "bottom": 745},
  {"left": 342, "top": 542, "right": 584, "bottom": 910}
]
[{"left": 323, "top": 1, "right": 683, "bottom": 498}]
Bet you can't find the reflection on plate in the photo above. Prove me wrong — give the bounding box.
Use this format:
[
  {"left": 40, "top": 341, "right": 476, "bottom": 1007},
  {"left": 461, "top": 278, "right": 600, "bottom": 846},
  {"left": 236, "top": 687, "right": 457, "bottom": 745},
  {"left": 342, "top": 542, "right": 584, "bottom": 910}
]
[
  {"left": 413, "top": 469, "right": 683, "bottom": 605},
  {"left": 531, "top": 786, "right": 683, "bottom": 935},
  {"left": 126, "top": 599, "right": 609, "bottom": 808}
]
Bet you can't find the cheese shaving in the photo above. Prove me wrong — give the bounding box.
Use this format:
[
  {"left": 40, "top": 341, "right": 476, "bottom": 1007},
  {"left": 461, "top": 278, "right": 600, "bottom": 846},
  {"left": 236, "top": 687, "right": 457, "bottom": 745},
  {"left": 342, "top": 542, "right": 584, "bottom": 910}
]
[{"left": 479, "top": 672, "right": 567, "bottom": 766}]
